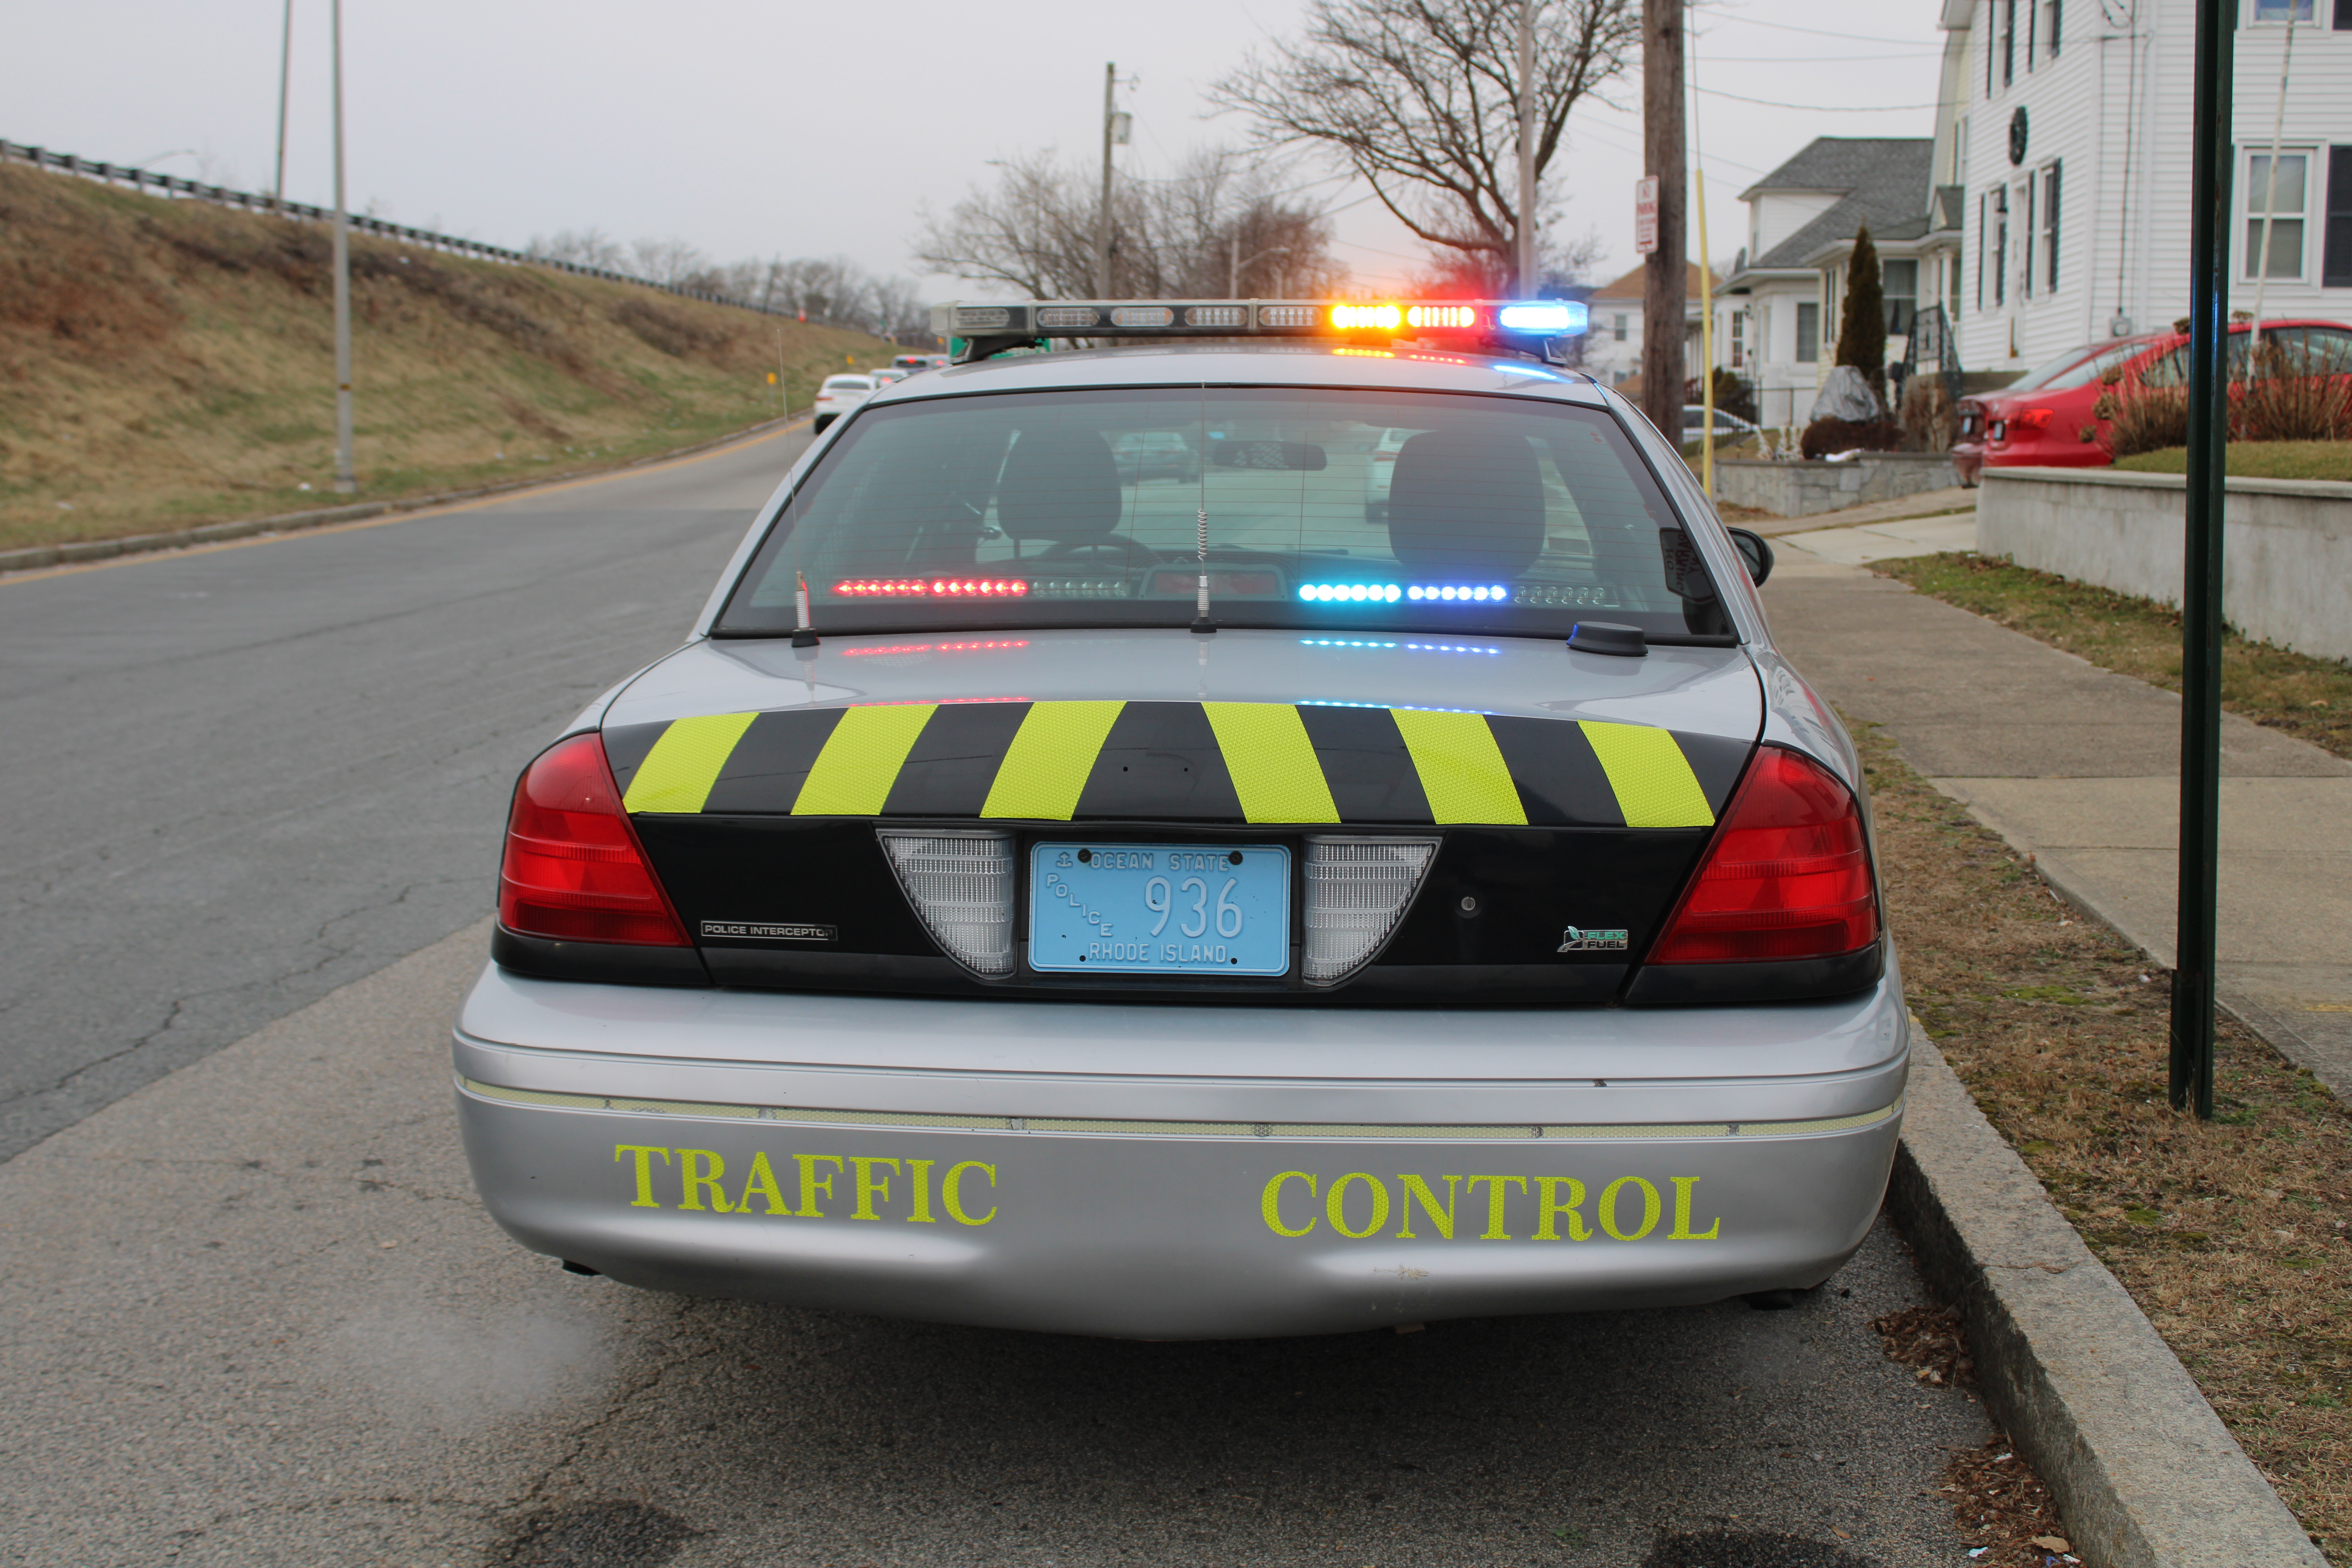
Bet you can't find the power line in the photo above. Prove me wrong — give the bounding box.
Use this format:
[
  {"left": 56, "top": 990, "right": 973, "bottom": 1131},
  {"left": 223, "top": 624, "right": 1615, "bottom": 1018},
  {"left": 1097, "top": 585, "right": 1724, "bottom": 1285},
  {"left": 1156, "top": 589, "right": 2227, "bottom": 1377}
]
[
  {"left": 1697, "top": 85, "right": 1939, "bottom": 111},
  {"left": 1700, "top": 12, "right": 1945, "bottom": 45}
]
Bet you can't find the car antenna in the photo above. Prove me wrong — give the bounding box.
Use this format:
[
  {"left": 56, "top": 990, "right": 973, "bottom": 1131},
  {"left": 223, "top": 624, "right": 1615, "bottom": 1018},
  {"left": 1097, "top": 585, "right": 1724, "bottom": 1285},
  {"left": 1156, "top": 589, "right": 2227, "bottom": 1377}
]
[
  {"left": 1190, "top": 385, "right": 1215, "bottom": 634},
  {"left": 1189, "top": 503, "right": 1216, "bottom": 634},
  {"left": 792, "top": 569, "right": 819, "bottom": 648}
]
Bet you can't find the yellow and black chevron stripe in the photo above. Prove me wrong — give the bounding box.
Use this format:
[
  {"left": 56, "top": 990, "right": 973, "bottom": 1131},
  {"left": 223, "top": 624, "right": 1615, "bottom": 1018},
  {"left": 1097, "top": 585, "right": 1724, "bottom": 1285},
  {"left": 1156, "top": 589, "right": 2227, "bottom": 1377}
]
[{"left": 602, "top": 702, "right": 1745, "bottom": 829}]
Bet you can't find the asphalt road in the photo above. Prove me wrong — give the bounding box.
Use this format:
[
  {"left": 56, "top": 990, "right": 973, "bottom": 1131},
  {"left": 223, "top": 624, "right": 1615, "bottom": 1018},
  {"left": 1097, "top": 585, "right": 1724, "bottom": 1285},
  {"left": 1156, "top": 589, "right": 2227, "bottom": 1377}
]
[
  {"left": 0, "top": 431, "right": 802, "bottom": 1161},
  {"left": 0, "top": 434, "right": 1999, "bottom": 1567}
]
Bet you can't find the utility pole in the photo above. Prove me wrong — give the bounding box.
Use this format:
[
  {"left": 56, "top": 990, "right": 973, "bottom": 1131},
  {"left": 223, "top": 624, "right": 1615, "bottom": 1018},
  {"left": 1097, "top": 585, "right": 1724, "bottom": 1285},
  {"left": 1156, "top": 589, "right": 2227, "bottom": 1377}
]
[
  {"left": 1640, "top": 0, "right": 1686, "bottom": 443},
  {"left": 2171, "top": 0, "right": 2235, "bottom": 1119},
  {"left": 330, "top": 0, "right": 355, "bottom": 495},
  {"left": 272, "top": 0, "right": 293, "bottom": 211},
  {"left": 1096, "top": 62, "right": 1116, "bottom": 299},
  {"left": 1517, "top": 0, "right": 1539, "bottom": 296}
]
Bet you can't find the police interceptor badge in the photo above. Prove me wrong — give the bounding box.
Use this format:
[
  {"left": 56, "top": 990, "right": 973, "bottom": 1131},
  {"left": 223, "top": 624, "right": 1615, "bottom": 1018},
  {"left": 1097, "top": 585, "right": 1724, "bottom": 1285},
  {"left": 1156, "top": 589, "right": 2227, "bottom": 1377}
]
[
  {"left": 1557, "top": 925, "right": 1630, "bottom": 953},
  {"left": 700, "top": 920, "right": 837, "bottom": 942}
]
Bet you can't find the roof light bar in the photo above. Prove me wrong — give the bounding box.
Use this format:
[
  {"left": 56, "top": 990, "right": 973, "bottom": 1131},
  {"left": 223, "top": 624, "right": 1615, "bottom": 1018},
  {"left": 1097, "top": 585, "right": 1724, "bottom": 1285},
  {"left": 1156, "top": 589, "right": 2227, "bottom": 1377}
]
[{"left": 929, "top": 299, "right": 1591, "bottom": 359}]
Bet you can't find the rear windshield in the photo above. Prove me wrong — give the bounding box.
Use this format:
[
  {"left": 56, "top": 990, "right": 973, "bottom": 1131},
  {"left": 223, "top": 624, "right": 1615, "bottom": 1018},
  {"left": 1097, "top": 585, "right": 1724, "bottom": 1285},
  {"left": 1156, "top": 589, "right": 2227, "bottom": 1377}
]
[
  {"left": 715, "top": 385, "right": 1730, "bottom": 640},
  {"left": 823, "top": 376, "right": 873, "bottom": 391}
]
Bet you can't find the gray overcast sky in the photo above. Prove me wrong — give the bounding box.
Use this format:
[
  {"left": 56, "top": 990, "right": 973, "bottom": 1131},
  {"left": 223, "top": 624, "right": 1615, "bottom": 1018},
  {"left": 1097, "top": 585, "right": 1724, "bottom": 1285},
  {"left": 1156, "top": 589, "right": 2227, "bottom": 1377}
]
[{"left": 5, "top": 0, "right": 1947, "bottom": 299}]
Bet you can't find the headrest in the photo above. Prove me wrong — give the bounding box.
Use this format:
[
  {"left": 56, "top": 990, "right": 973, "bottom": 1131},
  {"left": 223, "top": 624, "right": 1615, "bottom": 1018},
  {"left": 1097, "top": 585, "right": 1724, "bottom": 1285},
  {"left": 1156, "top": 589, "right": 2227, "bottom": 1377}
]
[
  {"left": 1385, "top": 429, "right": 1546, "bottom": 579},
  {"left": 996, "top": 428, "right": 1123, "bottom": 541}
]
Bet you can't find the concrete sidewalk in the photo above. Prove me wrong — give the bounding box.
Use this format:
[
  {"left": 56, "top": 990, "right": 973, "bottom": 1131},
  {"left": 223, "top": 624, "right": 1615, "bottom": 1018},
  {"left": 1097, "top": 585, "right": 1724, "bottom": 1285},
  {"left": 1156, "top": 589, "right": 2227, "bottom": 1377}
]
[{"left": 1762, "top": 550, "right": 2352, "bottom": 1100}]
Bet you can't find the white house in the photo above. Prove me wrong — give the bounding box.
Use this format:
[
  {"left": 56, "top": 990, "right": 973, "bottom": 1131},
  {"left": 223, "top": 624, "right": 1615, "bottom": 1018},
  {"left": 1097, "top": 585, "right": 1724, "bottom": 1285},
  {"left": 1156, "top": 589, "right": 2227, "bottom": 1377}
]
[
  {"left": 1581, "top": 261, "right": 1716, "bottom": 390},
  {"left": 1713, "top": 140, "right": 1955, "bottom": 429},
  {"left": 1947, "top": 0, "right": 2352, "bottom": 374}
]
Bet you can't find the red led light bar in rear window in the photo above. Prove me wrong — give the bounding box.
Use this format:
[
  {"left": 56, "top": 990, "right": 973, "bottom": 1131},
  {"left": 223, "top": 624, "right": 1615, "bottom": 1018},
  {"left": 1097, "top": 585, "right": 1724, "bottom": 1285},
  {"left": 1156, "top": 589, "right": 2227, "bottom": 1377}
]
[{"left": 833, "top": 578, "right": 1031, "bottom": 598}]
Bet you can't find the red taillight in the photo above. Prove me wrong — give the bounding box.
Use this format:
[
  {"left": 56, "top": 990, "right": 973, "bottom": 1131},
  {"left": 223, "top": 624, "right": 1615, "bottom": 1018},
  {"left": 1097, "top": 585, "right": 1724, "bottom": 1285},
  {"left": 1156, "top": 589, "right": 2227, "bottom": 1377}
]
[
  {"left": 1648, "top": 746, "right": 1879, "bottom": 964},
  {"left": 2013, "top": 407, "right": 2054, "bottom": 430},
  {"left": 498, "top": 734, "right": 690, "bottom": 947}
]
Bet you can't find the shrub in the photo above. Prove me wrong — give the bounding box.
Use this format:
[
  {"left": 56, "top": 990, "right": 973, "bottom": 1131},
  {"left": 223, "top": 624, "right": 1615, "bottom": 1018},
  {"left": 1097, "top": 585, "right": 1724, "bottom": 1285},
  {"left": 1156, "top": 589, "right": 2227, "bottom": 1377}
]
[
  {"left": 2236, "top": 339, "right": 2352, "bottom": 441},
  {"left": 1900, "top": 377, "right": 1955, "bottom": 452},
  {"left": 1800, "top": 416, "right": 1904, "bottom": 459},
  {"left": 2106, "top": 387, "right": 2191, "bottom": 458},
  {"left": 1835, "top": 226, "right": 1888, "bottom": 407}
]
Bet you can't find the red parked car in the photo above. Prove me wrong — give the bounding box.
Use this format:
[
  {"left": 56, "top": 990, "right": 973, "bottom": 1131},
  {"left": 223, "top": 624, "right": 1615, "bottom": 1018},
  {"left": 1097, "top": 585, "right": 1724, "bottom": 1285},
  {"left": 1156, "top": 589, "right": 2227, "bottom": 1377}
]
[{"left": 1951, "top": 319, "right": 2352, "bottom": 484}]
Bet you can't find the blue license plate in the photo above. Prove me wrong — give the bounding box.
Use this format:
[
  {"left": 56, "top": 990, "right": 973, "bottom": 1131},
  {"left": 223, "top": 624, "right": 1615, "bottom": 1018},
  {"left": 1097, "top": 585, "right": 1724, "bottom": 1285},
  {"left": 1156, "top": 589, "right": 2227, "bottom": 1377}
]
[{"left": 1028, "top": 842, "right": 1291, "bottom": 975}]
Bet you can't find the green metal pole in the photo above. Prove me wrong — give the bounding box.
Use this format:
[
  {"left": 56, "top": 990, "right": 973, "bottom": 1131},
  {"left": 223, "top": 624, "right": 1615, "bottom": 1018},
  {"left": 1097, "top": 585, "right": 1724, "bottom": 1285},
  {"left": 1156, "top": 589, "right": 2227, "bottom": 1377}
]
[{"left": 2170, "top": 0, "right": 2232, "bottom": 1119}]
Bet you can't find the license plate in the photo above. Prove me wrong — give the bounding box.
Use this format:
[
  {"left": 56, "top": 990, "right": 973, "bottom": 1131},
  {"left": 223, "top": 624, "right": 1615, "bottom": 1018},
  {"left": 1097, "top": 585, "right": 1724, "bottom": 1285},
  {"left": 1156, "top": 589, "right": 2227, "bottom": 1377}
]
[{"left": 1028, "top": 842, "right": 1290, "bottom": 975}]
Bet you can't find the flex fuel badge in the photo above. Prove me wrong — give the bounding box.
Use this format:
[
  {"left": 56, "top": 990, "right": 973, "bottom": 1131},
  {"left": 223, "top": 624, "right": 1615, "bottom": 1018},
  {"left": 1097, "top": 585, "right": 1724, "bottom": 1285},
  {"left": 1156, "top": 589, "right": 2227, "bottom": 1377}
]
[{"left": 1557, "top": 925, "right": 1630, "bottom": 952}]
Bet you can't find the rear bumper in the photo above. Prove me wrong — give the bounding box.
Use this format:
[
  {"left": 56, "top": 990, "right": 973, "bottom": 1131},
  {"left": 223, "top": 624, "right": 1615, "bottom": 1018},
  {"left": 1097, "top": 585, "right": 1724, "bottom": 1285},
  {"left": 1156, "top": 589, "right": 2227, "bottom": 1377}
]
[{"left": 453, "top": 967, "right": 1909, "bottom": 1338}]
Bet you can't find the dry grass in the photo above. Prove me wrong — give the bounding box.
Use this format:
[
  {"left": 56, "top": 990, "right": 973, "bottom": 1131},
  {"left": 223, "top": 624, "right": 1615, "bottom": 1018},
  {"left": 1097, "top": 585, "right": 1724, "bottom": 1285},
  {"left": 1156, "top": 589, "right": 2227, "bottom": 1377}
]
[
  {"left": 2115, "top": 441, "right": 2352, "bottom": 483},
  {"left": 1860, "top": 714, "right": 2352, "bottom": 1559},
  {"left": 0, "top": 163, "right": 901, "bottom": 552},
  {"left": 1879, "top": 553, "right": 2352, "bottom": 762}
]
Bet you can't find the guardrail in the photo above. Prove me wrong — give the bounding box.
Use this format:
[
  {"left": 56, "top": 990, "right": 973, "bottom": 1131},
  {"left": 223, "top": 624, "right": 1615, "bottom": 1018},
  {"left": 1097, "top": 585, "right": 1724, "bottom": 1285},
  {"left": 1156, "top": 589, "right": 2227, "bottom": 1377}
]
[{"left": 0, "top": 138, "right": 798, "bottom": 321}]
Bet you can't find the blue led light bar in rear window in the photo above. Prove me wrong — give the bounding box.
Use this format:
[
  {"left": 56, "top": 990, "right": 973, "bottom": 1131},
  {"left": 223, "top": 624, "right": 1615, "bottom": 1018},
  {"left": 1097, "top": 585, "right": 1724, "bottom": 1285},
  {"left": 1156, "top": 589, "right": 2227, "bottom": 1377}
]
[{"left": 1298, "top": 583, "right": 1513, "bottom": 604}]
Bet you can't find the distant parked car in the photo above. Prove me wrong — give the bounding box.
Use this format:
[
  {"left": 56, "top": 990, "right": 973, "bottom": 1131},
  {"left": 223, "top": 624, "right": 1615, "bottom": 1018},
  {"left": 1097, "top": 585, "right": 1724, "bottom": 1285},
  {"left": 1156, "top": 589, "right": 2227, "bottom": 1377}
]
[
  {"left": 813, "top": 374, "right": 877, "bottom": 434},
  {"left": 1950, "top": 321, "right": 2352, "bottom": 484},
  {"left": 1111, "top": 430, "right": 1201, "bottom": 484},
  {"left": 1681, "top": 406, "right": 1759, "bottom": 443},
  {"left": 869, "top": 368, "right": 913, "bottom": 387}
]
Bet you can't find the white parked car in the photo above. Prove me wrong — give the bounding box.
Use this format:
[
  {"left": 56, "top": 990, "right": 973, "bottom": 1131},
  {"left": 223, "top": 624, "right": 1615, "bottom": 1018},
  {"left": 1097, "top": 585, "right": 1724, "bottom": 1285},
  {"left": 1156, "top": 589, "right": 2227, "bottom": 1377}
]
[{"left": 813, "top": 374, "right": 877, "bottom": 433}]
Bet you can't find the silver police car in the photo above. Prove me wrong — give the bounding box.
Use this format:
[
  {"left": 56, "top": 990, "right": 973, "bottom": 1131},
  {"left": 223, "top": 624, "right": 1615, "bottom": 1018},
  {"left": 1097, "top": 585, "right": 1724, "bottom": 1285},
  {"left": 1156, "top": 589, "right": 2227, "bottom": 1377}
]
[{"left": 456, "top": 298, "right": 1905, "bottom": 1339}]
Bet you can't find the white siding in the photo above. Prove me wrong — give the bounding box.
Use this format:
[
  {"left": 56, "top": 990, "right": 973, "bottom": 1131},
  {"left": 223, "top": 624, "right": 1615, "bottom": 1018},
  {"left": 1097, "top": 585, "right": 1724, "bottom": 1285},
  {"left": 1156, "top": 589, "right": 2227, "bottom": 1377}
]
[
  {"left": 1753, "top": 191, "right": 1842, "bottom": 257},
  {"left": 1956, "top": 0, "right": 2352, "bottom": 374}
]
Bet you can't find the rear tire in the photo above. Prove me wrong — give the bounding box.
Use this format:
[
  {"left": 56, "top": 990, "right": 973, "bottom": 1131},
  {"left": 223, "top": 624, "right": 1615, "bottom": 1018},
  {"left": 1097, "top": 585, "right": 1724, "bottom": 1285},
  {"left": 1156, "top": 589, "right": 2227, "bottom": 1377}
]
[{"left": 813, "top": 414, "right": 835, "bottom": 434}]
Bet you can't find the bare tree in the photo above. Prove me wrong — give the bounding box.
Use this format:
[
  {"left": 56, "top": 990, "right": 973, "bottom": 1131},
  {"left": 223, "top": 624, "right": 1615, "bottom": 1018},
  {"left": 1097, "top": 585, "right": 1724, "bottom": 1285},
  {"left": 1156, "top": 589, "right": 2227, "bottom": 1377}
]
[
  {"left": 911, "top": 145, "right": 1347, "bottom": 302},
  {"left": 527, "top": 228, "right": 629, "bottom": 270},
  {"left": 1208, "top": 0, "right": 1639, "bottom": 292},
  {"left": 629, "top": 236, "right": 714, "bottom": 288}
]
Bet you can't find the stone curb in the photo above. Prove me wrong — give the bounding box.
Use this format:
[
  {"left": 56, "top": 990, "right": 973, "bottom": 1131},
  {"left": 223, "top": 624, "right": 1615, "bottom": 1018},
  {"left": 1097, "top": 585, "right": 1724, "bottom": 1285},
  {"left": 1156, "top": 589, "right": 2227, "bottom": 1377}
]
[
  {"left": 1888, "top": 1028, "right": 2325, "bottom": 1567},
  {"left": 0, "top": 410, "right": 810, "bottom": 578}
]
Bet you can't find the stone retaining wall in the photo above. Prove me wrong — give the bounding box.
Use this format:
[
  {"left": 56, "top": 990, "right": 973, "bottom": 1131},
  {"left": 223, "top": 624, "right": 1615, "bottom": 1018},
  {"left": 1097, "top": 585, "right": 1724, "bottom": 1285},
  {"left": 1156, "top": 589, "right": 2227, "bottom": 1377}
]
[
  {"left": 1714, "top": 454, "right": 1960, "bottom": 517},
  {"left": 1978, "top": 466, "right": 2352, "bottom": 665}
]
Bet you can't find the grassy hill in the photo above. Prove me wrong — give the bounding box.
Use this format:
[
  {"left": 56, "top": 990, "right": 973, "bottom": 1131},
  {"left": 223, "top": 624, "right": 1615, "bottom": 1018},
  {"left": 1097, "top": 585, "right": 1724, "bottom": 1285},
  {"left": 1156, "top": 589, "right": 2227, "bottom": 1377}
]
[{"left": 0, "top": 162, "right": 908, "bottom": 552}]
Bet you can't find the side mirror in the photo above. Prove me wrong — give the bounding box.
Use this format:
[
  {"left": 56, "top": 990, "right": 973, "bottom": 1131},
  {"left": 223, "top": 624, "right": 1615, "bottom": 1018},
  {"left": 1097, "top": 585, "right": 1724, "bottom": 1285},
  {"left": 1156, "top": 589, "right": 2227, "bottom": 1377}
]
[{"left": 1727, "top": 526, "right": 1774, "bottom": 586}]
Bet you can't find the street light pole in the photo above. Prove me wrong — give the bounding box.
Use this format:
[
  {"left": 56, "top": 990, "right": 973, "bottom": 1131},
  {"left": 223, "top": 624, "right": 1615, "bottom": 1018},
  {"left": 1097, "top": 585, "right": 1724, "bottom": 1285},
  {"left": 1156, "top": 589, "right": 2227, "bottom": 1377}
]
[
  {"left": 272, "top": 0, "right": 292, "bottom": 211},
  {"left": 1517, "top": 1, "right": 1539, "bottom": 296},
  {"left": 330, "top": 0, "right": 356, "bottom": 495},
  {"left": 2171, "top": 0, "right": 2234, "bottom": 1118},
  {"left": 1096, "top": 62, "right": 1116, "bottom": 299}
]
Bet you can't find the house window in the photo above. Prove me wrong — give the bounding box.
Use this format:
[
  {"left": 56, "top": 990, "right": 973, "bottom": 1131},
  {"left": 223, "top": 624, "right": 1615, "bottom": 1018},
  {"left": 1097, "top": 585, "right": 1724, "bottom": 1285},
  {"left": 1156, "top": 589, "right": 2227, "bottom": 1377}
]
[
  {"left": 2327, "top": 147, "right": 2352, "bottom": 287},
  {"left": 2246, "top": 150, "right": 2310, "bottom": 279},
  {"left": 1883, "top": 260, "right": 1920, "bottom": 335},
  {"left": 2038, "top": 0, "right": 2062, "bottom": 58},
  {"left": 1730, "top": 309, "right": 1748, "bottom": 368},
  {"left": 1795, "top": 301, "right": 1820, "bottom": 363},
  {"left": 2002, "top": 0, "right": 2017, "bottom": 85},
  {"left": 1948, "top": 249, "right": 1964, "bottom": 319},
  {"left": 2040, "top": 162, "right": 2062, "bottom": 291},
  {"left": 1993, "top": 187, "right": 2009, "bottom": 305},
  {"left": 2249, "top": 0, "right": 2313, "bottom": 18},
  {"left": 1612, "top": 313, "right": 1628, "bottom": 342}
]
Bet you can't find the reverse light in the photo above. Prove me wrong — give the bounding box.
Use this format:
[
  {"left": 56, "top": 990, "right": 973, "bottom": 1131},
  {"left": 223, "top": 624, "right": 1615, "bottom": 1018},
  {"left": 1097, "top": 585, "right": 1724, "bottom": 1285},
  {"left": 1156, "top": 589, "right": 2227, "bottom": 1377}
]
[
  {"left": 1303, "top": 837, "right": 1439, "bottom": 984},
  {"left": 499, "top": 734, "right": 690, "bottom": 947},
  {"left": 877, "top": 830, "right": 1015, "bottom": 976},
  {"left": 1648, "top": 746, "right": 1879, "bottom": 964}
]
